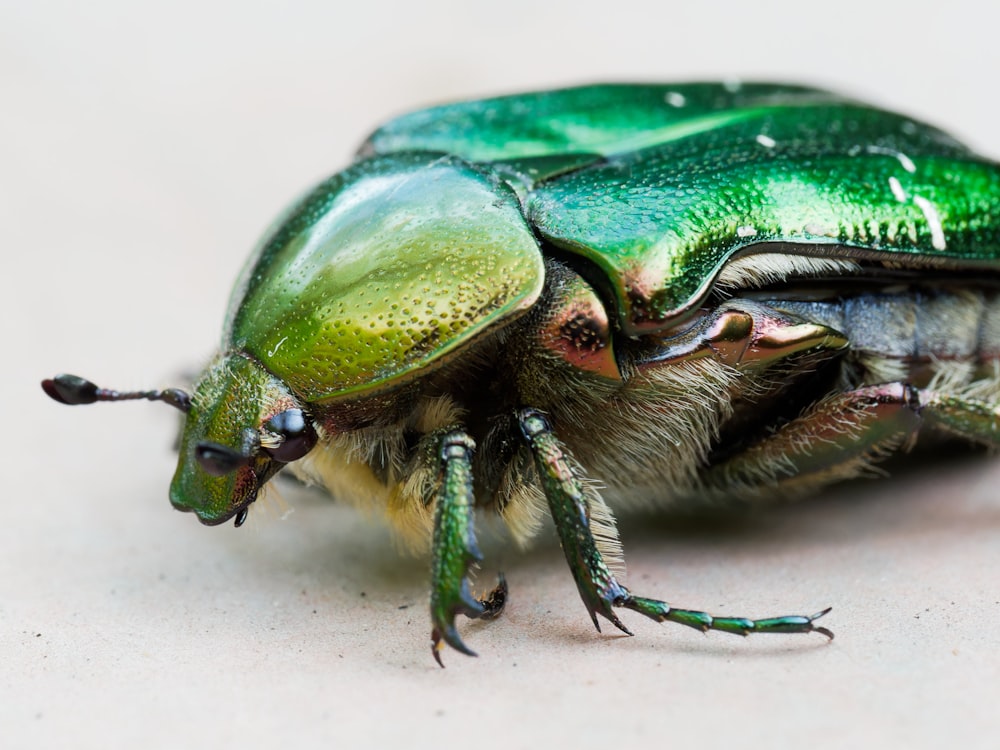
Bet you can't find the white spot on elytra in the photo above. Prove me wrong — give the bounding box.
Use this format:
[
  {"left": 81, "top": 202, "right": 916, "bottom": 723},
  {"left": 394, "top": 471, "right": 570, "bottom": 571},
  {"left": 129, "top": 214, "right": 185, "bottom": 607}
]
[
  {"left": 722, "top": 79, "right": 743, "bottom": 93},
  {"left": 865, "top": 145, "right": 916, "bottom": 173},
  {"left": 267, "top": 336, "right": 288, "bottom": 357},
  {"left": 913, "top": 196, "right": 947, "bottom": 250},
  {"left": 755, "top": 134, "right": 776, "bottom": 148},
  {"left": 736, "top": 225, "right": 758, "bottom": 238},
  {"left": 665, "top": 91, "right": 687, "bottom": 107},
  {"left": 888, "top": 176, "right": 907, "bottom": 202}
]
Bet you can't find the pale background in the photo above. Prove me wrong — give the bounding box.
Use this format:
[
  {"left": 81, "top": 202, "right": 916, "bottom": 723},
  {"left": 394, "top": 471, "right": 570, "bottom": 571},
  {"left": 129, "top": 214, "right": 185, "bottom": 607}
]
[{"left": 4, "top": 1, "right": 1000, "bottom": 748}]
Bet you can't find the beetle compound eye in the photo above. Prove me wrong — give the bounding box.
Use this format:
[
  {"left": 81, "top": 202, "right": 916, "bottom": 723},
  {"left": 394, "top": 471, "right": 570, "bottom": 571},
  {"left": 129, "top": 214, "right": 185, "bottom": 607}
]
[
  {"left": 263, "top": 408, "right": 318, "bottom": 463},
  {"left": 195, "top": 442, "right": 249, "bottom": 476}
]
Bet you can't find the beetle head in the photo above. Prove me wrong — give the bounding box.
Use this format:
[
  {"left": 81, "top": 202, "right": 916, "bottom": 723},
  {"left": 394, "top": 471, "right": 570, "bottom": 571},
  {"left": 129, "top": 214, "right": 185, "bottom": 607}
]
[
  {"left": 170, "top": 354, "right": 317, "bottom": 526},
  {"left": 42, "top": 354, "right": 318, "bottom": 527}
]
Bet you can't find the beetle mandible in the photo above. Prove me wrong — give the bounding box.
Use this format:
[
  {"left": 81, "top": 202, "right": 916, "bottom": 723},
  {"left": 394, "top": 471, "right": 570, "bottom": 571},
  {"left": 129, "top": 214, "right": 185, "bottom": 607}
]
[{"left": 43, "top": 83, "right": 1000, "bottom": 665}]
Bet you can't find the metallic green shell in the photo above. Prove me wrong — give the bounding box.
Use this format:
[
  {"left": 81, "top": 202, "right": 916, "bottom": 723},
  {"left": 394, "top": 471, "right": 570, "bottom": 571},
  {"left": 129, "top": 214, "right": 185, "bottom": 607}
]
[
  {"left": 228, "top": 83, "right": 1000, "bottom": 402},
  {"left": 226, "top": 153, "right": 544, "bottom": 402},
  {"left": 364, "top": 83, "right": 842, "bottom": 162},
  {"left": 366, "top": 83, "right": 1000, "bottom": 335}
]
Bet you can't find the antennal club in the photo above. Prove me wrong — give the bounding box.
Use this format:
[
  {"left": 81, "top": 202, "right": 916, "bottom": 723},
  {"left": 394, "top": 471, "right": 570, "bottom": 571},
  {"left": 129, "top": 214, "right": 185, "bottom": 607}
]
[{"left": 41, "top": 374, "right": 192, "bottom": 413}]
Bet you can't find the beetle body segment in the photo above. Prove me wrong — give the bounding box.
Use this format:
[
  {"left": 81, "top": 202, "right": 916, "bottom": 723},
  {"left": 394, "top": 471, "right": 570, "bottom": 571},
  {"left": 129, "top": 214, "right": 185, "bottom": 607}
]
[
  {"left": 227, "top": 153, "right": 544, "bottom": 402},
  {"left": 45, "top": 83, "right": 1000, "bottom": 662}
]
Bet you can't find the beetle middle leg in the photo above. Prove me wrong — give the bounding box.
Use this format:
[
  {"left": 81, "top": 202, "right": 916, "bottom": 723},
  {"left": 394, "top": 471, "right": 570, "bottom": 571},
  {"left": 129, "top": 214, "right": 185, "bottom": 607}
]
[{"left": 516, "top": 407, "right": 834, "bottom": 640}]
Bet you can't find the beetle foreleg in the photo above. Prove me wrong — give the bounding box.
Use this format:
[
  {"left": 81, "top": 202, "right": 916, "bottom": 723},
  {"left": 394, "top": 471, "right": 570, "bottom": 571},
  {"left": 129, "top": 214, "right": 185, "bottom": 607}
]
[{"left": 429, "top": 430, "right": 505, "bottom": 667}]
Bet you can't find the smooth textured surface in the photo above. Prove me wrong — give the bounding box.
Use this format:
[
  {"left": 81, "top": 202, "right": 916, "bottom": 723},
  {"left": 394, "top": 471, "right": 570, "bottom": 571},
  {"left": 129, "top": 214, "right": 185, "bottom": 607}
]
[{"left": 5, "top": 2, "right": 1000, "bottom": 749}]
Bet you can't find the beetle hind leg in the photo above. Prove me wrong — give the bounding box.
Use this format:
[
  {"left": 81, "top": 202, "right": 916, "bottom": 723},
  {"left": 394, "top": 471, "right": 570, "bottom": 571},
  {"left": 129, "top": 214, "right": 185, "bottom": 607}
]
[
  {"left": 701, "top": 381, "right": 1000, "bottom": 500},
  {"left": 917, "top": 388, "right": 1000, "bottom": 447}
]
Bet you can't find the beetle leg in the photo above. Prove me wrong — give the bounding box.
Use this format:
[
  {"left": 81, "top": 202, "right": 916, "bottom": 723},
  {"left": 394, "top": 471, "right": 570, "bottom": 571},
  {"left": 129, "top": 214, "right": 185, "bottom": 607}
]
[
  {"left": 917, "top": 390, "right": 1000, "bottom": 447},
  {"left": 618, "top": 599, "right": 834, "bottom": 638},
  {"left": 516, "top": 407, "right": 632, "bottom": 634},
  {"left": 474, "top": 572, "right": 509, "bottom": 620},
  {"left": 429, "top": 430, "right": 506, "bottom": 666},
  {"left": 701, "top": 382, "right": 927, "bottom": 496},
  {"left": 517, "top": 407, "right": 834, "bottom": 641}
]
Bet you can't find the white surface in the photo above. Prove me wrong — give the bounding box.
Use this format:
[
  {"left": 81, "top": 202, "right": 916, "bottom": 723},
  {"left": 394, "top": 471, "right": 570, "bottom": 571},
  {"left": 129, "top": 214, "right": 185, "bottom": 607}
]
[{"left": 4, "top": 1, "right": 1000, "bottom": 748}]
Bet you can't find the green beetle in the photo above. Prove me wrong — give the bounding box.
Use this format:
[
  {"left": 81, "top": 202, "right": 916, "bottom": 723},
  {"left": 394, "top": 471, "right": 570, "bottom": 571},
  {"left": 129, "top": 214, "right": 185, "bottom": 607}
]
[{"left": 43, "top": 83, "right": 1000, "bottom": 665}]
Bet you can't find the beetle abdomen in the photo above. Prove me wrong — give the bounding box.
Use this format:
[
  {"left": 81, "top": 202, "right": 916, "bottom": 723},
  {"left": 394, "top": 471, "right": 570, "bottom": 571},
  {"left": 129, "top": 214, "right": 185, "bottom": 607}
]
[{"left": 768, "top": 288, "right": 1000, "bottom": 393}]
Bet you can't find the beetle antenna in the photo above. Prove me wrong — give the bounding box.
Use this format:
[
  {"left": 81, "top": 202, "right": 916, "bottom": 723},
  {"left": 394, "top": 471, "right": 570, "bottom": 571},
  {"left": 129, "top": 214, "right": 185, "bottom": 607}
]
[{"left": 41, "top": 373, "right": 192, "bottom": 413}]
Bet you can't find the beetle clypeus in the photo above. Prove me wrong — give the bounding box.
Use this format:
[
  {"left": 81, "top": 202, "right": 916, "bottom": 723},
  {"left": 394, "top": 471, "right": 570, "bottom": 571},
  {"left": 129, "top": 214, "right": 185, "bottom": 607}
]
[{"left": 43, "top": 83, "right": 1000, "bottom": 665}]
